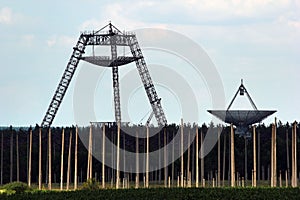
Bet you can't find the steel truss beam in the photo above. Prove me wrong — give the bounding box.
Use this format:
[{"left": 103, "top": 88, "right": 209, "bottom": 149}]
[{"left": 41, "top": 23, "right": 167, "bottom": 127}]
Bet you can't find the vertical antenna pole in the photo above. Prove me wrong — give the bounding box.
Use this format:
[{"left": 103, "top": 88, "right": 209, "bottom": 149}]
[
  {"left": 135, "top": 129, "right": 139, "bottom": 188},
  {"left": 253, "top": 125, "right": 257, "bottom": 187},
  {"left": 116, "top": 122, "right": 121, "bottom": 189},
  {"left": 231, "top": 124, "right": 235, "bottom": 187},
  {"left": 16, "top": 132, "right": 19, "bottom": 182},
  {"left": 48, "top": 128, "right": 52, "bottom": 190},
  {"left": 74, "top": 126, "right": 78, "bottom": 190},
  {"left": 0, "top": 132, "right": 3, "bottom": 185},
  {"left": 67, "top": 131, "right": 72, "bottom": 190},
  {"left": 201, "top": 129, "right": 204, "bottom": 186},
  {"left": 222, "top": 132, "right": 226, "bottom": 186},
  {"left": 195, "top": 126, "right": 199, "bottom": 188},
  {"left": 180, "top": 118, "right": 184, "bottom": 187},
  {"left": 146, "top": 126, "right": 149, "bottom": 188},
  {"left": 102, "top": 124, "right": 106, "bottom": 189},
  {"left": 187, "top": 129, "right": 191, "bottom": 187},
  {"left": 28, "top": 129, "right": 32, "bottom": 187},
  {"left": 60, "top": 128, "right": 65, "bottom": 190},
  {"left": 217, "top": 127, "right": 221, "bottom": 187},
  {"left": 164, "top": 128, "right": 167, "bottom": 188},
  {"left": 38, "top": 128, "right": 42, "bottom": 190},
  {"left": 10, "top": 127, "right": 13, "bottom": 183}
]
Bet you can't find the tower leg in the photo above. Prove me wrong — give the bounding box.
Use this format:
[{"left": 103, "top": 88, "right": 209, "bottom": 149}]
[{"left": 129, "top": 36, "right": 167, "bottom": 126}]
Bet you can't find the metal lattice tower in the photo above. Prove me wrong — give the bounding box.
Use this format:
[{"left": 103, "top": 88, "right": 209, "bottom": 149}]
[{"left": 41, "top": 23, "right": 167, "bottom": 127}]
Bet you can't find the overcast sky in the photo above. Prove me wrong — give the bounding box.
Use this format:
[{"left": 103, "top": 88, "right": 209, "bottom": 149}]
[{"left": 0, "top": 0, "right": 299, "bottom": 126}]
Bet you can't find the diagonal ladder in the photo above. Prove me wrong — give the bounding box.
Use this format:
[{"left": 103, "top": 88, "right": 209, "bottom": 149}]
[
  {"left": 41, "top": 34, "right": 88, "bottom": 127},
  {"left": 128, "top": 35, "right": 167, "bottom": 126}
]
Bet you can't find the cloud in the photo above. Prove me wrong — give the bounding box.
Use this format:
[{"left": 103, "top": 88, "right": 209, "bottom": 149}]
[
  {"left": 184, "top": 0, "right": 291, "bottom": 16},
  {"left": 21, "top": 34, "right": 35, "bottom": 47},
  {"left": 0, "top": 7, "right": 21, "bottom": 25},
  {"left": 78, "top": 1, "right": 170, "bottom": 32},
  {"left": 46, "top": 37, "right": 56, "bottom": 47},
  {"left": 277, "top": 10, "right": 300, "bottom": 31},
  {"left": 46, "top": 35, "right": 77, "bottom": 47},
  {"left": 0, "top": 7, "right": 13, "bottom": 24},
  {"left": 77, "top": 0, "right": 299, "bottom": 33},
  {"left": 287, "top": 20, "right": 300, "bottom": 29},
  {"left": 73, "top": 0, "right": 300, "bottom": 61}
]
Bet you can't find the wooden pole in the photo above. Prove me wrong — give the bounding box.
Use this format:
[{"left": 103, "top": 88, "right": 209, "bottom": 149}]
[
  {"left": 146, "top": 126, "right": 149, "bottom": 188},
  {"left": 228, "top": 130, "right": 231, "bottom": 185},
  {"left": 253, "top": 125, "right": 257, "bottom": 187},
  {"left": 292, "top": 122, "right": 297, "bottom": 187},
  {"left": 48, "top": 128, "right": 52, "bottom": 190},
  {"left": 230, "top": 124, "right": 235, "bottom": 187},
  {"left": 244, "top": 138, "right": 248, "bottom": 183},
  {"left": 90, "top": 126, "right": 93, "bottom": 180},
  {"left": 164, "top": 128, "right": 167, "bottom": 187},
  {"left": 293, "top": 122, "right": 298, "bottom": 187},
  {"left": 286, "top": 129, "right": 290, "bottom": 186},
  {"left": 102, "top": 124, "right": 106, "bottom": 189},
  {"left": 196, "top": 126, "right": 199, "bottom": 188},
  {"left": 116, "top": 122, "right": 120, "bottom": 189},
  {"left": 135, "top": 129, "right": 139, "bottom": 188},
  {"left": 0, "top": 132, "right": 3, "bottom": 185},
  {"left": 272, "top": 120, "right": 277, "bottom": 187},
  {"left": 285, "top": 170, "right": 288, "bottom": 187},
  {"left": 67, "top": 131, "right": 72, "bottom": 190},
  {"left": 87, "top": 127, "right": 90, "bottom": 180},
  {"left": 271, "top": 124, "right": 274, "bottom": 187},
  {"left": 16, "top": 132, "right": 19, "bottom": 182},
  {"left": 274, "top": 119, "right": 277, "bottom": 187},
  {"left": 252, "top": 170, "right": 254, "bottom": 187},
  {"left": 191, "top": 132, "right": 195, "bottom": 186},
  {"left": 10, "top": 127, "right": 13, "bottom": 183},
  {"left": 187, "top": 129, "right": 190, "bottom": 187},
  {"left": 158, "top": 131, "right": 161, "bottom": 182},
  {"left": 222, "top": 133, "right": 226, "bottom": 186},
  {"left": 257, "top": 129, "right": 261, "bottom": 183},
  {"left": 74, "top": 126, "right": 78, "bottom": 190},
  {"left": 200, "top": 129, "right": 204, "bottom": 186},
  {"left": 111, "top": 129, "right": 114, "bottom": 184},
  {"left": 123, "top": 131, "right": 126, "bottom": 182},
  {"left": 60, "top": 128, "right": 65, "bottom": 190},
  {"left": 87, "top": 125, "right": 92, "bottom": 180},
  {"left": 271, "top": 122, "right": 277, "bottom": 187},
  {"left": 180, "top": 118, "right": 184, "bottom": 187},
  {"left": 217, "top": 128, "right": 221, "bottom": 187},
  {"left": 172, "top": 131, "right": 175, "bottom": 186},
  {"left": 292, "top": 124, "right": 295, "bottom": 187},
  {"left": 28, "top": 129, "right": 32, "bottom": 187},
  {"left": 279, "top": 170, "right": 282, "bottom": 187},
  {"left": 38, "top": 128, "right": 42, "bottom": 190},
  {"left": 26, "top": 132, "right": 29, "bottom": 185}
]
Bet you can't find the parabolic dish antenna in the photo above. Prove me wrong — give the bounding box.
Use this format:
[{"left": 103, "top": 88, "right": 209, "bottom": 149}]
[{"left": 208, "top": 79, "right": 276, "bottom": 137}]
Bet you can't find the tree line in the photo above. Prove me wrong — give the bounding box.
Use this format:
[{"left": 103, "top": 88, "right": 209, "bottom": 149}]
[{"left": 0, "top": 121, "right": 298, "bottom": 185}]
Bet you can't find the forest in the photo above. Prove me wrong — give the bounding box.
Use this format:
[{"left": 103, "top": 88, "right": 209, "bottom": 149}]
[{"left": 0, "top": 121, "right": 298, "bottom": 187}]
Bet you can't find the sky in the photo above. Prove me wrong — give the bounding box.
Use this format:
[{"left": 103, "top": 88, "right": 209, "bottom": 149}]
[{"left": 0, "top": 0, "right": 299, "bottom": 127}]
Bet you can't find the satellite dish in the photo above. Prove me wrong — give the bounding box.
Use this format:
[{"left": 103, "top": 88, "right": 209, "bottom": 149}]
[{"left": 208, "top": 79, "right": 276, "bottom": 137}]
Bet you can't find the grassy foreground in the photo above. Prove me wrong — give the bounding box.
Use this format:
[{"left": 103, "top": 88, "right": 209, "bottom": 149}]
[{"left": 0, "top": 187, "right": 300, "bottom": 200}]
